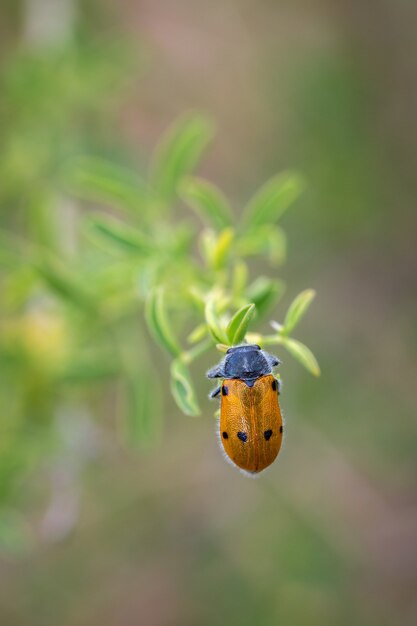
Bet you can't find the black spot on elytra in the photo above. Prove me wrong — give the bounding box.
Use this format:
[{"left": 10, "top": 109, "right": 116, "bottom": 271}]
[
  {"left": 222, "top": 385, "right": 228, "bottom": 396},
  {"left": 280, "top": 425, "right": 283, "bottom": 433},
  {"left": 271, "top": 379, "right": 277, "bottom": 391},
  {"left": 222, "top": 432, "right": 228, "bottom": 439},
  {"left": 264, "top": 429, "right": 273, "bottom": 441},
  {"left": 237, "top": 431, "right": 247, "bottom": 442}
]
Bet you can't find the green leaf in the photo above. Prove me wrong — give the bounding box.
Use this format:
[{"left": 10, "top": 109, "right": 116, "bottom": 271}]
[
  {"left": 187, "top": 323, "right": 208, "bottom": 344},
  {"left": 211, "top": 228, "right": 234, "bottom": 271},
  {"left": 125, "top": 373, "right": 162, "bottom": 446},
  {"left": 150, "top": 112, "right": 214, "bottom": 202},
  {"left": 188, "top": 286, "right": 207, "bottom": 311},
  {"left": 243, "top": 171, "right": 305, "bottom": 228},
  {"left": 200, "top": 228, "right": 234, "bottom": 271},
  {"left": 35, "top": 255, "right": 95, "bottom": 311},
  {"left": 246, "top": 277, "right": 285, "bottom": 318},
  {"left": 85, "top": 214, "right": 152, "bottom": 254},
  {"left": 199, "top": 229, "right": 216, "bottom": 268},
  {"left": 283, "top": 289, "right": 316, "bottom": 335},
  {"left": 63, "top": 156, "right": 147, "bottom": 213},
  {"left": 145, "top": 288, "right": 181, "bottom": 357},
  {"left": 0, "top": 232, "right": 96, "bottom": 313},
  {"left": 205, "top": 297, "right": 229, "bottom": 344},
  {"left": 267, "top": 226, "right": 287, "bottom": 266},
  {"left": 281, "top": 337, "right": 320, "bottom": 376},
  {"left": 232, "top": 261, "right": 248, "bottom": 299},
  {"left": 226, "top": 303, "right": 255, "bottom": 345},
  {"left": 180, "top": 176, "right": 232, "bottom": 229},
  {"left": 236, "top": 225, "right": 286, "bottom": 266},
  {"left": 170, "top": 359, "right": 201, "bottom": 416},
  {"left": 183, "top": 337, "right": 212, "bottom": 362}
]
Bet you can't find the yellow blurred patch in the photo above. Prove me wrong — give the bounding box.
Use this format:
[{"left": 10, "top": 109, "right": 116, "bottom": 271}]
[{"left": 3, "top": 310, "right": 69, "bottom": 371}]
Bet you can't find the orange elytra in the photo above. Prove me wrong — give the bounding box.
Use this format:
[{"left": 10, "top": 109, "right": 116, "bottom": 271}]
[{"left": 208, "top": 344, "right": 283, "bottom": 474}]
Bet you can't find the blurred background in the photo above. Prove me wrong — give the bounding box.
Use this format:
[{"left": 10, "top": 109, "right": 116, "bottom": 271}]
[{"left": 0, "top": 0, "right": 416, "bottom": 624}]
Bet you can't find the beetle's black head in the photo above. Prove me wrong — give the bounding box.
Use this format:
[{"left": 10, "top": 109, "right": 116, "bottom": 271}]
[
  {"left": 224, "top": 344, "right": 271, "bottom": 380},
  {"left": 207, "top": 344, "right": 280, "bottom": 383},
  {"left": 226, "top": 344, "right": 261, "bottom": 355}
]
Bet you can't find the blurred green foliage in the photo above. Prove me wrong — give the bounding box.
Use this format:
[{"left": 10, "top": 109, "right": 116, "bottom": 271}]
[
  {"left": 0, "top": 1, "right": 416, "bottom": 625},
  {"left": 0, "top": 54, "right": 318, "bottom": 514}
]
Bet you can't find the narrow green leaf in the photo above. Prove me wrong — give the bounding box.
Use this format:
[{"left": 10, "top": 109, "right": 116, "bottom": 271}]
[
  {"left": 150, "top": 112, "right": 214, "bottom": 202},
  {"left": 267, "top": 226, "right": 287, "bottom": 265},
  {"left": 167, "top": 223, "right": 195, "bottom": 256},
  {"left": 246, "top": 277, "right": 285, "bottom": 318},
  {"left": 183, "top": 337, "right": 212, "bottom": 363},
  {"left": 232, "top": 261, "right": 248, "bottom": 299},
  {"left": 187, "top": 323, "right": 208, "bottom": 344},
  {"left": 205, "top": 297, "right": 229, "bottom": 344},
  {"left": 0, "top": 232, "right": 96, "bottom": 315},
  {"left": 36, "top": 256, "right": 95, "bottom": 311},
  {"left": 188, "top": 286, "right": 207, "bottom": 311},
  {"left": 170, "top": 359, "right": 201, "bottom": 416},
  {"left": 180, "top": 176, "right": 232, "bottom": 229},
  {"left": 63, "top": 156, "right": 147, "bottom": 213},
  {"left": 199, "top": 229, "right": 216, "bottom": 268},
  {"left": 281, "top": 337, "right": 320, "bottom": 376},
  {"left": 125, "top": 373, "right": 162, "bottom": 446},
  {"left": 236, "top": 225, "right": 286, "bottom": 265},
  {"left": 243, "top": 171, "right": 305, "bottom": 228},
  {"left": 226, "top": 303, "right": 256, "bottom": 345},
  {"left": 85, "top": 214, "right": 151, "bottom": 254},
  {"left": 211, "top": 228, "right": 234, "bottom": 271},
  {"left": 145, "top": 288, "right": 181, "bottom": 357},
  {"left": 200, "top": 228, "right": 234, "bottom": 271},
  {"left": 283, "top": 289, "right": 316, "bottom": 335},
  {"left": 244, "top": 333, "right": 263, "bottom": 347}
]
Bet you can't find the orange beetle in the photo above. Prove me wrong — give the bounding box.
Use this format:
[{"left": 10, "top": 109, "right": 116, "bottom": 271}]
[{"left": 208, "top": 344, "right": 283, "bottom": 474}]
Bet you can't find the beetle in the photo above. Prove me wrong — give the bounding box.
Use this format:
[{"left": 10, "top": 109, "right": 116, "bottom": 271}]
[{"left": 208, "top": 344, "right": 283, "bottom": 474}]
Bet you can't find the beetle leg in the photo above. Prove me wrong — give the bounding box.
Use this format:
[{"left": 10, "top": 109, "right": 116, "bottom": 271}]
[{"left": 210, "top": 386, "right": 221, "bottom": 399}]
